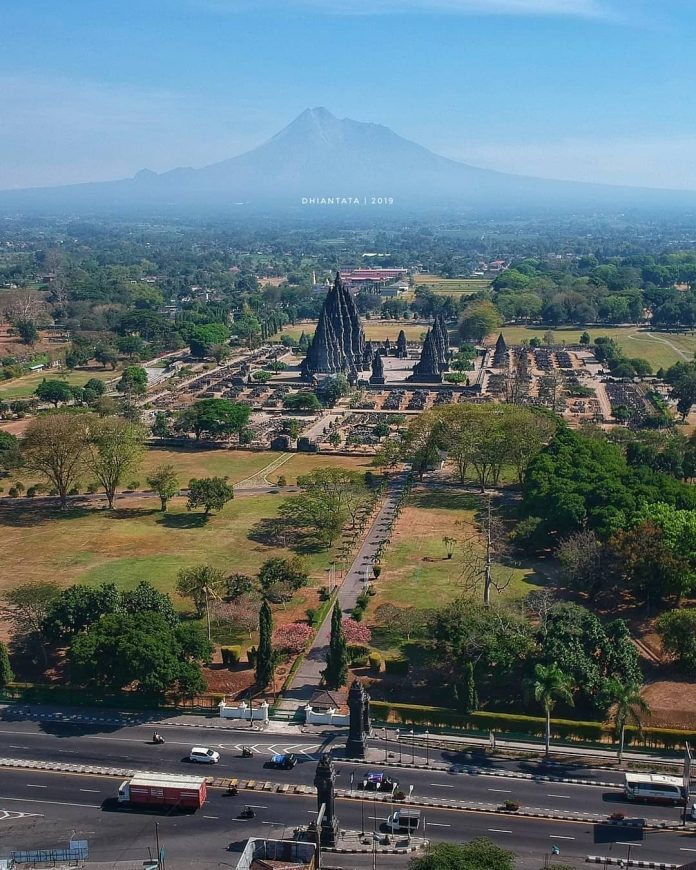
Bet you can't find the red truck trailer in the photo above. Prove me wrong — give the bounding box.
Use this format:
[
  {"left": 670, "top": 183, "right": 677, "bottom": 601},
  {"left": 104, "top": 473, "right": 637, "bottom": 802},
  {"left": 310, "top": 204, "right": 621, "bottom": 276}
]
[{"left": 117, "top": 772, "right": 207, "bottom": 810}]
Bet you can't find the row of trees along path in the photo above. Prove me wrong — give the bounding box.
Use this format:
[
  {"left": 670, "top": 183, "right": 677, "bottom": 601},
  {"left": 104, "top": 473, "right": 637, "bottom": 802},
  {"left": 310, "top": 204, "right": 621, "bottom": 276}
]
[{"left": 279, "top": 470, "right": 410, "bottom": 710}]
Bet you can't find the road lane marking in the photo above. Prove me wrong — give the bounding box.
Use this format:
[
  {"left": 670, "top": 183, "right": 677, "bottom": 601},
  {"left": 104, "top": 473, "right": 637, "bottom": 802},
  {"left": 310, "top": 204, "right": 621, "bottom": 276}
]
[
  {"left": 0, "top": 796, "right": 99, "bottom": 809},
  {"left": 488, "top": 828, "right": 513, "bottom": 834},
  {"left": 488, "top": 788, "right": 512, "bottom": 793},
  {"left": 680, "top": 848, "right": 696, "bottom": 852},
  {"left": 430, "top": 783, "right": 454, "bottom": 788},
  {"left": 551, "top": 835, "right": 576, "bottom": 840},
  {"left": 245, "top": 805, "right": 268, "bottom": 809},
  {"left": 26, "top": 785, "right": 48, "bottom": 789},
  {"left": 79, "top": 789, "right": 101, "bottom": 793},
  {"left": 203, "top": 815, "right": 219, "bottom": 819},
  {"left": 547, "top": 794, "right": 571, "bottom": 799},
  {"left": 427, "top": 822, "right": 451, "bottom": 827},
  {"left": 9, "top": 745, "right": 29, "bottom": 750}
]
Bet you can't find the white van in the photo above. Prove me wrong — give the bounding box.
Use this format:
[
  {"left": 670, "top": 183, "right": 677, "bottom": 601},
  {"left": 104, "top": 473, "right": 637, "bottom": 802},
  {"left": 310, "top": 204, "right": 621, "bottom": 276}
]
[
  {"left": 624, "top": 773, "right": 683, "bottom": 805},
  {"left": 386, "top": 809, "right": 421, "bottom": 833},
  {"left": 189, "top": 746, "right": 220, "bottom": 764}
]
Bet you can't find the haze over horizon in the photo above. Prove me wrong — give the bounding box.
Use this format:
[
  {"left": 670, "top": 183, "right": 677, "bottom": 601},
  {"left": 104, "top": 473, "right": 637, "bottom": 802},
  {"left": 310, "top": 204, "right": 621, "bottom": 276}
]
[{"left": 2, "top": 0, "right": 696, "bottom": 193}]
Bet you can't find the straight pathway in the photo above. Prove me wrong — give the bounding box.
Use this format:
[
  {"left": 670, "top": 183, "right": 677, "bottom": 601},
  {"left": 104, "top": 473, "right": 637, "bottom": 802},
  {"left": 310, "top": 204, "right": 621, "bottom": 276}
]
[{"left": 280, "top": 471, "right": 409, "bottom": 708}]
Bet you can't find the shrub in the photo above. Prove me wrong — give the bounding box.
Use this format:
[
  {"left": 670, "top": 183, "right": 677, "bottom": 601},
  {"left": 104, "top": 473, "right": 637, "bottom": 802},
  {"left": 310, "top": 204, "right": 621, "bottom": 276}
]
[
  {"left": 384, "top": 656, "right": 410, "bottom": 675},
  {"left": 126, "top": 480, "right": 140, "bottom": 491},
  {"left": 369, "top": 653, "right": 383, "bottom": 674},
  {"left": 26, "top": 486, "right": 37, "bottom": 498},
  {"left": 221, "top": 645, "right": 242, "bottom": 667},
  {"left": 348, "top": 645, "right": 371, "bottom": 665},
  {"left": 8, "top": 487, "right": 18, "bottom": 498},
  {"left": 351, "top": 604, "right": 365, "bottom": 622},
  {"left": 372, "top": 566, "right": 382, "bottom": 579},
  {"left": 277, "top": 475, "right": 287, "bottom": 487},
  {"left": 86, "top": 482, "right": 99, "bottom": 494},
  {"left": 247, "top": 646, "right": 258, "bottom": 668},
  {"left": 306, "top": 608, "right": 316, "bottom": 625}
]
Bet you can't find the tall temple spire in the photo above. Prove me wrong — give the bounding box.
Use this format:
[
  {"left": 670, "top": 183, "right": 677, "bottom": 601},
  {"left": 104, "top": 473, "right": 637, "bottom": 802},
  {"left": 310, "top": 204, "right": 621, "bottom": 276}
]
[
  {"left": 302, "top": 273, "right": 365, "bottom": 378},
  {"left": 409, "top": 329, "right": 443, "bottom": 382}
]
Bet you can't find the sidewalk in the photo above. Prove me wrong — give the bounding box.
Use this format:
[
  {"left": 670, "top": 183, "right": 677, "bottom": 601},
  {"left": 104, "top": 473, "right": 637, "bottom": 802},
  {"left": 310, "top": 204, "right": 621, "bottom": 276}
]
[{"left": 279, "top": 472, "right": 409, "bottom": 709}]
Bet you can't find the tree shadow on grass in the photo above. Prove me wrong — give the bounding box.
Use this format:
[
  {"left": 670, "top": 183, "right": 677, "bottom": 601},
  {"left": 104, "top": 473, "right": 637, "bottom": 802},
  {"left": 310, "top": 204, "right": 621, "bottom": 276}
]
[
  {"left": 156, "top": 512, "right": 209, "bottom": 529},
  {"left": 409, "top": 491, "right": 481, "bottom": 512},
  {"left": 105, "top": 507, "right": 160, "bottom": 521},
  {"left": 0, "top": 504, "right": 92, "bottom": 527},
  {"left": 247, "top": 516, "right": 325, "bottom": 554}
]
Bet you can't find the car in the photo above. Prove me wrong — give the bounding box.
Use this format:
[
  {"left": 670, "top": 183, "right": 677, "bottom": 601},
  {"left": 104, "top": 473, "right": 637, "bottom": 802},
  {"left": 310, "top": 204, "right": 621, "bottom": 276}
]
[
  {"left": 189, "top": 746, "right": 220, "bottom": 764},
  {"left": 269, "top": 753, "right": 297, "bottom": 770},
  {"left": 690, "top": 802, "right": 696, "bottom": 821},
  {"left": 386, "top": 809, "right": 421, "bottom": 833},
  {"left": 361, "top": 772, "right": 398, "bottom": 792}
]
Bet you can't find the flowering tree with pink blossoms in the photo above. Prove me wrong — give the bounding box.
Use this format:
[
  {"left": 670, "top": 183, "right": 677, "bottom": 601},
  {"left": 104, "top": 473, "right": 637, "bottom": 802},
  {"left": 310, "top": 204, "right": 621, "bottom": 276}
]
[
  {"left": 272, "top": 622, "right": 313, "bottom": 653},
  {"left": 342, "top": 618, "right": 372, "bottom": 646}
]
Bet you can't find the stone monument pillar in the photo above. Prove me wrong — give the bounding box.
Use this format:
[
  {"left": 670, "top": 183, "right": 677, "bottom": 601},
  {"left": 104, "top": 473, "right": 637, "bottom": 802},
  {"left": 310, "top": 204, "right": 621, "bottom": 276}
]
[
  {"left": 369, "top": 352, "right": 385, "bottom": 385},
  {"left": 346, "top": 678, "right": 369, "bottom": 758},
  {"left": 314, "top": 752, "right": 339, "bottom": 847}
]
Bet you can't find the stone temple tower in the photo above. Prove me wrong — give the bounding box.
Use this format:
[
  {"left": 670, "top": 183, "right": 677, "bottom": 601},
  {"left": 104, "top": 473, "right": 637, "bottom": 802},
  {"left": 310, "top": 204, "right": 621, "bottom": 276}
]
[{"left": 302, "top": 273, "right": 365, "bottom": 380}]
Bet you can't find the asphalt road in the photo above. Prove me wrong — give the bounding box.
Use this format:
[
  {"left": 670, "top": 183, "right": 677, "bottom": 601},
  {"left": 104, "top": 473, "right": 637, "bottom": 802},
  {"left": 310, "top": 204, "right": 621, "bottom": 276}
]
[
  {"left": 0, "top": 719, "right": 689, "bottom": 827},
  {"left": 1, "top": 768, "right": 695, "bottom": 869}
]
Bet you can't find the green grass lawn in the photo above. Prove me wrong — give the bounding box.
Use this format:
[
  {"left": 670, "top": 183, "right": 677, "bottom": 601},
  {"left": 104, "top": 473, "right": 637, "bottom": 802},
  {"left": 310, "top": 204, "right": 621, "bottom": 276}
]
[
  {"left": 493, "top": 326, "right": 696, "bottom": 371},
  {"left": 280, "top": 321, "right": 427, "bottom": 343},
  {"left": 141, "top": 446, "right": 281, "bottom": 485},
  {"left": 0, "top": 368, "right": 115, "bottom": 399},
  {"left": 0, "top": 492, "right": 337, "bottom": 600},
  {"left": 414, "top": 277, "right": 491, "bottom": 296},
  {"left": 365, "top": 488, "right": 546, "bottom": 656}
]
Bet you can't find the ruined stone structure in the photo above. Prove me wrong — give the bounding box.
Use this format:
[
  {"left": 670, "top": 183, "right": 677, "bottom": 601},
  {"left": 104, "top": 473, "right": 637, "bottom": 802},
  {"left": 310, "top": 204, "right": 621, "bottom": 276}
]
[
  {"left": 302, "top": 273, "right": 365, "bottom": 381},
  {"left": 369, "top": 350, "right": 385, "bottom": 385},
  {"left": 346, "top": 679, "right": 369, "bottom": 758},
  {"left": 396, "top": 329, "right": 408, "bottom": 359},
  {"left": 362, "top": 340, "right": 375, "bottom": 370},
  {"left": 409, "top": 329, "right": 443, "bottom": 382},
  {"left": 431, "top": 315, "right": 450, "bottom": 371},
  {"left": 493, "top": 332, "right": 508, "bottom": 367}
]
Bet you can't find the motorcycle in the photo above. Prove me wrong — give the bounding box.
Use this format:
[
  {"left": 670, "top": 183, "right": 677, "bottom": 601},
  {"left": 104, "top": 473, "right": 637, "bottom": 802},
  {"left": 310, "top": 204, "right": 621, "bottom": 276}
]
[
  {"left": 240, "top": 806, "right": 255, "bottom": 819},
  {"left": 228, "top": 784, "right": 239, "bottom": 796},
  {"left": 152, "top": 732, "right": 165, "bottom": 745},
  {"left": 241, "top": 746, "right": 254, "bottom": 758}
]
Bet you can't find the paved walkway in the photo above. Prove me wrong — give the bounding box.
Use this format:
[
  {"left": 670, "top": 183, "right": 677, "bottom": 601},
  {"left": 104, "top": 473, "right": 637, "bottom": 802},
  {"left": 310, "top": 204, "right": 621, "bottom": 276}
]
[{"left": 280, "top": 472, "right": 409, "bottom": 708}]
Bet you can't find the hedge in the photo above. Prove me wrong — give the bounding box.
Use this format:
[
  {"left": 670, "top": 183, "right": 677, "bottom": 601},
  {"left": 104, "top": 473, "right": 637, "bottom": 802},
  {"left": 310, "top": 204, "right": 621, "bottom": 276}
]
[
  {"left": 369, "top": 700, "right": 696, "bottom": 750},
  {"left": 384, "top": 657, "right": 410, "bottom": 676},
  {"left": 220, "top": 645, "right": 241, "bottom": 667},
  {"left": 369, "top": 653, "right": 383, "bottom": 674}
]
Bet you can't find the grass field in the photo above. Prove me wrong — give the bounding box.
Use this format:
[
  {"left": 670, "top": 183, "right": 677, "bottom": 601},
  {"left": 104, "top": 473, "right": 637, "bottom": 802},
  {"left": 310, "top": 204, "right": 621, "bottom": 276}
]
[
  {"left": 141, "top": 447, "right": 281, "bottom": 485},
  {"left": 267, "top": 453, "right": 373, "bottom": 484},
  {"left": 0, "top": 492, "right": 336, "bottom": 600},
  {"left": 365, "top": 488, "right": 545, "bottom": 656},
  {"left": 491, "top": 326, "right": 696, "bottom": 371},
  {"left": 0, "top": 368, "right": 115, "bottom": 399},
  {"left": 413, "top": 275, "right": 491, "bottom": 296},
  {"left": 281, "top": 321, "right": 428, "bottom": 343}
]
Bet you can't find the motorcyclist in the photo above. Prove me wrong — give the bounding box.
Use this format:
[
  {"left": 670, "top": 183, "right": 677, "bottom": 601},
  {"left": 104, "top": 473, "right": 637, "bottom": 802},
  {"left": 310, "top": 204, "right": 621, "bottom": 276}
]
[{"left": 153, "top": 731, "right": 163, "bottom": 744}]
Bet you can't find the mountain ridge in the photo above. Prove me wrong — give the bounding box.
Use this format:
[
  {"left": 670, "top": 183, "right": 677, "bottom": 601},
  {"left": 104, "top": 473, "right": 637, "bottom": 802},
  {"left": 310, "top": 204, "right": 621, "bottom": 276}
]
[{"left": 2, "top": 107, "right": 695, "bottom": 214}]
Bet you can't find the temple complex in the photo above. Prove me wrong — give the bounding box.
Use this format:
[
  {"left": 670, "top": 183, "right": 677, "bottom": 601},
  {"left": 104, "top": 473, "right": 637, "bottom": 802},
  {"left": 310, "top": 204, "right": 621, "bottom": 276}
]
[
  {"left": 301, "top": 273, "right": 365, "bottom": 381},
  {"left": 409, "top": 328, "right": 443, "bottom": 382},
  {"left": 396, "top": 329, "right": 408, "bottom": 359}
]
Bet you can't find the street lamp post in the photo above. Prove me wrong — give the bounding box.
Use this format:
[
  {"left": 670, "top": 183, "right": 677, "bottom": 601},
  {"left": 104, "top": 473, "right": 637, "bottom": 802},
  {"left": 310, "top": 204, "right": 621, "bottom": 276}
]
[
  {"left": 361, "top": 778, "right": 367, "bottom": 836},
  {"left": 425, "top": 730, "right": 430, "bottom": 767},
  {"left": 410, "top": 730, "right": 415, "bottom": 764},
  {"left": 384, "top": 728, "right": 388, "bottom": 762},
  {"left": 396, "top": 729, "right": 401, "bottom": 763}
]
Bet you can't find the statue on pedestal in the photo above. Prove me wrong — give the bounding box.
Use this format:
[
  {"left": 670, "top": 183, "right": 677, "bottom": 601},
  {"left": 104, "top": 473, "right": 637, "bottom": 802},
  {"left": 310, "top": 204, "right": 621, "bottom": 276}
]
[{"left": 369, "top": 351, "right": 385, "bottom": 385}]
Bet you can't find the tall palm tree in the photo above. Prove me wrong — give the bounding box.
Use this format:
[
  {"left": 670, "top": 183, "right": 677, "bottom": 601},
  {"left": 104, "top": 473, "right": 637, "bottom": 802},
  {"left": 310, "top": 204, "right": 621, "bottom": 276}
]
[
  {"left": 606, "top": 679, "right": 651, "bottom": 764},
  {"left": 531, "top": 662, "right": 574, "bottom": 756}
]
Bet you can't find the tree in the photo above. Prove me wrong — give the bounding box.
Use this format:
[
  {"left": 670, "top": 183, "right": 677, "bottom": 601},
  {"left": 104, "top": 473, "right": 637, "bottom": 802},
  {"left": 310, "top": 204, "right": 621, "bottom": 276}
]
[
  {"left": 94, "top": 345, "right": 119, "bottom": 369},
  {"left": 69, "top": 611, "right": 208, "bottom": 697},
  {"left": 258, "top": 557, "right": 309, "bottom": 602},
  {"left": 665, "top": 360, "right": 696, "bottom": 421},
  {"left": 256, "top": 599, "right": 275, "bottom": 689},
  {"left": 0, "top": 431, "right": 20, "bottom": 471},
  {"left": 605, "top": 679, "right": 651, "bottom": 763},
  {"left": 147, "top": 464, "right": 180, "bottom": 511},
  {"left": 316, "top": 375, "right": 350, "bottom": 408},
  {"left": 234, "top": 314, "right": 262, "bottom": 347},
  {"left": 85, "top": 417, "right": 146, "bottom": 509},
  {"left": 188, "top": 323, "right": 230, "bottom": 359},
  {"left": 458, "top": 301, "right": 502, "bottom": 343},
  {"left": 0, "top": 581, "right": 60, "bottom": 664},
  {"left": 176, "top": 565, "right": 225, "bottom": 618},
  {"left": 656, "top": 609, "right": 696, "bottom": 671},
  {"left": 16, "top": 319, "right": 39, "bottom": 345},
  {"left": 152, "top": 411, "right": 170, "bottom": 438},
  {"left": 529, "top": 662, "right": 574, "bottom": 756},
  {"left": 0, "top": 641, "right": 14, "bottom": 689},
  {"left": 176, "top": 399, "right": 250, "bottom": 441},
  {"left": 556, "top": 529, "right": 603, "bottom": 592},
  {"left": 117, "top": 365, "right": 148, "bottom": 396},
  {"left": 121, "top": 581, "right": 179, "bottom": 628},
  {"left": 323, "top": 603, "right": 349, "bottom": 689},
  {"left": 226, "top": 572, "right": 255, "bottom": 600},
  {"left": 272, "top": 622, "right": 313, "bottom": 653},
  {"left": 458, "top": 661, "right": 479, "bottom": 713},
  {"left": 187, "top": 476, "right": 234, "bottom": 515},
  {"left": 408, "top": 839, "right": 514, "bottom": 870},
  {"left": 341, "top": 618, "right": 372, "bottom": 646},
  {"left": 35, "top": 378, "right": 74, "bottom": 407},
  {"left": 283, "top": 392, "right": 322, "bottom": 412},
  {"left": 22, "top": 413, "right": 88, "bottom": 508},
  {"left": 84, "top": 377, "right": 106, "bottom": 397},
  {"left": 42, "top": 582, "right": 121, "bottom": 642}
]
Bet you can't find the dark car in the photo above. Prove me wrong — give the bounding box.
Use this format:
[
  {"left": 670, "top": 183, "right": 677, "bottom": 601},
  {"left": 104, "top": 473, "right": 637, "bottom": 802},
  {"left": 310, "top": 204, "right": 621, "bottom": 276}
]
[
  {"left": 361, "top": 772, "right": 398, "bottom": 792},
  {"left": 269, "top": 753, "right": 297, "bottom": 769}
]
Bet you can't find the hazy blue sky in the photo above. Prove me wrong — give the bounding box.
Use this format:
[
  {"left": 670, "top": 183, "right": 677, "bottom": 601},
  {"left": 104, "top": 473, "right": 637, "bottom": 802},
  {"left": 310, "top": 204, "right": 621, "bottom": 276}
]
[{"left": 1, "top": 0, "right": 695, "bottom": 189}]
